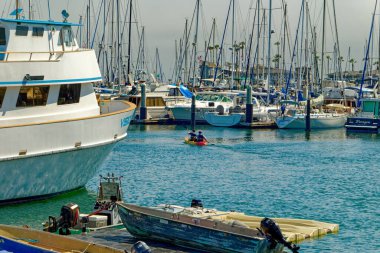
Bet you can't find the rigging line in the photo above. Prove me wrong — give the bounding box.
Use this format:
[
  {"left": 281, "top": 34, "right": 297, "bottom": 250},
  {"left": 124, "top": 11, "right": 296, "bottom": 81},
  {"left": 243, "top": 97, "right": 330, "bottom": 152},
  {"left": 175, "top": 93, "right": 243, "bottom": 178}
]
[
  {"left": 358, "top": 0, "right": 378, "bottom": 105},
  {"left": 90, "top": 0, "right": 105, "bottom": 49},
  {"left": 176, "top": 5, "right": 197, "bottom": 83},
  {"left": 284, "top": 0, "right": 305, "bottom": 98},
  {"left": 213, "top": 0, "right": 233, "bottom": 83}
]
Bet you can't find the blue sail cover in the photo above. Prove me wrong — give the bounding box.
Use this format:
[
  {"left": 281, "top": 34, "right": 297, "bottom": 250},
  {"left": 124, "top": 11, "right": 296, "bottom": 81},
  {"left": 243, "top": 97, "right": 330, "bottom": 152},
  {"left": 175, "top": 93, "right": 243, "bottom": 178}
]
[
  {"left": 10, "top": 9, "right": 23, "bottom": 16},
  {"left": 180, "top": 85, "right": 193, "bottom": 98}
]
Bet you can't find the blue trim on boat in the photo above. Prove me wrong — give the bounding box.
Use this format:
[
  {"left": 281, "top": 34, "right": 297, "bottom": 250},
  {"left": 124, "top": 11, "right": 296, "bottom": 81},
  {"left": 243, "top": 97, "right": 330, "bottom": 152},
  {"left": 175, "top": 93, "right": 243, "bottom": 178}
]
[
  {"left": 0, "top": 18, "right": 81, "bottom": 27},
  {"left": 0, "top": 77, "right": 102, "bottom": 86}
]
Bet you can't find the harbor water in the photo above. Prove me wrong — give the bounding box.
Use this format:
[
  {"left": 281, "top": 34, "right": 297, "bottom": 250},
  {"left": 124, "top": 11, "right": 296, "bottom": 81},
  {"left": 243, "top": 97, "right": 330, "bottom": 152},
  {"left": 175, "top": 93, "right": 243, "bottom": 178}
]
[{"left": 0, "top": 125, "right": 379, "bottom": 252}]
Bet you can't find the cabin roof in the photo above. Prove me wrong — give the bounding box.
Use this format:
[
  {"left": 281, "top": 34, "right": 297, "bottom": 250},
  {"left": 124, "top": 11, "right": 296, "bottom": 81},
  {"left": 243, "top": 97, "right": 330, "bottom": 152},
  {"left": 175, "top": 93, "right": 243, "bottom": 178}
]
[{"left": 0, "top": 18, "right": 81, "bottom": 27}]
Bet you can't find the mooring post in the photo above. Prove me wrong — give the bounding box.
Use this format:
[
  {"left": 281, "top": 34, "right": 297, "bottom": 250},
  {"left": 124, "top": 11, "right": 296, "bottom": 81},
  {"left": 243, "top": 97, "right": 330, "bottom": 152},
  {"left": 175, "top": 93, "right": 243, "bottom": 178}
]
[
  {"left": 246, "top": 85, "right": 253, "bottom": 124},
  {"left": 305, "top": 98, "right": 311, "bottom": 131},
  {"left": 191, "top": 94, "right": 196, "bottom": 131},
  {"left": 140, "top": 83, "right": 147, "bottom": 120}
]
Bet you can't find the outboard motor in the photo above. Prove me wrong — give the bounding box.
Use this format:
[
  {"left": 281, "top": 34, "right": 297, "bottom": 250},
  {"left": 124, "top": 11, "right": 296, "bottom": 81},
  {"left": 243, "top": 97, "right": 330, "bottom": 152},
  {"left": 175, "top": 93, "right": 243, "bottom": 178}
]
[
  {"left": 260, "top": 217, "right": 300, "bottom": 253},
  {"left": 191, "top": 199, "right": 203, "bottom": 208},
  {"left": 44, "top": 203, "right": 80, "bottom": 235},
  {"left": 130, "top": 241, "right": 152, "bottom": 253}
]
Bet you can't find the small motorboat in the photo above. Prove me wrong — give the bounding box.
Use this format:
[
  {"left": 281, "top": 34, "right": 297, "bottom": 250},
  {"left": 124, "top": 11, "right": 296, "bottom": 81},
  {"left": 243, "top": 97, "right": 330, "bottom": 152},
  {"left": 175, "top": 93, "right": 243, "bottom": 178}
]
[
  {"left": 0, "top": 224, "right": 125, "bottom": 253},
  {"left": 184, "top": 137, "right": 208, "bottom": 146},
  {"left": 117, "top": 200, "right": 338, "bottom": 253},
  {"left": 43, "top": 174, "right": 124, "bottom": 235}
]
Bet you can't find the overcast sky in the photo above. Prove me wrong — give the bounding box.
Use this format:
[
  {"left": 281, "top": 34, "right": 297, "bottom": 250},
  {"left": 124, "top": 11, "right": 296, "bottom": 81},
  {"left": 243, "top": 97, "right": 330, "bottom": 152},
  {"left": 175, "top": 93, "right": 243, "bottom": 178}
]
[{"left": 0, "top": 0, "right": 378, "bottom": 79}]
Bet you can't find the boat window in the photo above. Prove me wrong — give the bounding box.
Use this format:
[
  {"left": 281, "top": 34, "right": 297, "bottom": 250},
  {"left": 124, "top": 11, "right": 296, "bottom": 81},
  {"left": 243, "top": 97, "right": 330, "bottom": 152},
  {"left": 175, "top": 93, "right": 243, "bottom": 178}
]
[
  {"left": 16, "top": 86, "right": 49, "bottom": 107},
  {"left": 58, "top": 84, "right": 81, "bottom": 105},
  {"left": 0, "top": 28, "right": 6, "bottom": 45},
  {"left": 146, "top": 97, "right": 166, "bottom": 107},
  {"left": 0, "top": 87, "right": 6, "bottom": 108},
  {"left": 15, "top": 26, "right": 29, "bottom": 36},
  {"left": 128, "top": 97, "right": 141, "bottom": 106},
  {"left": 32, "top": 27, "right": 44, "bottom": 37},
  {"left": 58, "top": 27, "right": 75, "bottom": 47}
]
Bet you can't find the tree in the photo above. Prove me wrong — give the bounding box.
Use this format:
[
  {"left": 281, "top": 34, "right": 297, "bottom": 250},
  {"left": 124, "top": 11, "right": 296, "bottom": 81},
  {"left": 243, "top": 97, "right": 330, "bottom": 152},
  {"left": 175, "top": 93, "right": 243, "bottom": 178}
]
[{"left": 349, "top": 58, "right": 356, "bottom": 72}]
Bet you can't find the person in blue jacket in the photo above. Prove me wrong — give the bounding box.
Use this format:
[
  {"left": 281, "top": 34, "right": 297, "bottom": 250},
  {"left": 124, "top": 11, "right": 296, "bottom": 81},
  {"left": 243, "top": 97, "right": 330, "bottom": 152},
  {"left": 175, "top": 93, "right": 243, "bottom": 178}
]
[
  {"left": 196, "top": 131, "right": 208, "bottom": 142},
  {"left": 188, "top": 130, "right": 197, "bottom": 141}
]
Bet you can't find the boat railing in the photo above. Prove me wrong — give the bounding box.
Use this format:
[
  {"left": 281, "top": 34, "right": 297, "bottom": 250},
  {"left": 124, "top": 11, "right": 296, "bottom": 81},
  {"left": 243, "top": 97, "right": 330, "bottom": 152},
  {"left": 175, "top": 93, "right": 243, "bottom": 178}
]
[{"left": 0, "top": 49, "right": 93, "bottom": 62}]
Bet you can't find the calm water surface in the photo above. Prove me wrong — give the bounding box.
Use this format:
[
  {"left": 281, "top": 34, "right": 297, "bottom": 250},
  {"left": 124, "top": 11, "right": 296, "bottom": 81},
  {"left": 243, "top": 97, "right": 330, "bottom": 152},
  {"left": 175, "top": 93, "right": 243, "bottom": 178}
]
[{"left": 0, "top": 125, "right": 379, "bottom": 252}]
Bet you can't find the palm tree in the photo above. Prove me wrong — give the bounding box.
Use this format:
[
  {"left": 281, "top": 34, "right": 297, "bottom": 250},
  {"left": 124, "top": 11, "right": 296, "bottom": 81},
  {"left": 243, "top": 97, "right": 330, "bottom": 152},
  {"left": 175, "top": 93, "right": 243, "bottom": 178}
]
[{"left": 349, "top": 58, "right": 356, "bottom": 72}]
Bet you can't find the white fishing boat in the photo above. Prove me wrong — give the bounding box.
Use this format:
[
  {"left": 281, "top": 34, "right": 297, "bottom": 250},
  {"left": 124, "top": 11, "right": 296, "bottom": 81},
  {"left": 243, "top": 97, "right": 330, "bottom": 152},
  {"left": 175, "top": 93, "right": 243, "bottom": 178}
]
[
  {"left": 167, "top": 91, "right": 236, "bottom": 122},
  {"left": 0, "top": 11, "right": 135, "bottom": 203},
  {"left": 120, "top": 84, "right": 186, "bottom": 120}
]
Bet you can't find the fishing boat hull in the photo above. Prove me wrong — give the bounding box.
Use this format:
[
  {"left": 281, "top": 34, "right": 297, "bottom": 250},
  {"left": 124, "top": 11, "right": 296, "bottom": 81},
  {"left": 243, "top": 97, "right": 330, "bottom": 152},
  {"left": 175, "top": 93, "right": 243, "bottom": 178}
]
[
  {"left": 204, "top": 112, "right": 244, "bottom": 127},
  {"left": 0, "top": 100, "right": 135, "bottom": 204},
  {"left": 117, "top": 203, "right": 278, "bottom": 253},
  {"left": 345, "top": 117, "right": 380, "bottom": 133},
  {"left": 184, "top": 138, "right": 207, "bottom": 146},
  {"left": 0, "top": 224, "right": 123, "bottom": 253},
  {"left": 276, "top": 114, "right": 347, "bottom": 129}
]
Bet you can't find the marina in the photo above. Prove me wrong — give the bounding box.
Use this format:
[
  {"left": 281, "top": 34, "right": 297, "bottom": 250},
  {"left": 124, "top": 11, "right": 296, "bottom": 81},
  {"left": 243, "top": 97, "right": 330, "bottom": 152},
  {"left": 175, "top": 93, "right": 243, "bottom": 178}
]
[{"left": 0, "top": 0, "right": 379, "bottom": 252}]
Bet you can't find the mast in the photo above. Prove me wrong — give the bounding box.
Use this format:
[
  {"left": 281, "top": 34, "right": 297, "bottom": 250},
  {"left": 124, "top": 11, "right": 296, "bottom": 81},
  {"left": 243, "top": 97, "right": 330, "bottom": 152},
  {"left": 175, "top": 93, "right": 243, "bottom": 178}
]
[
  {"left": 127, "top": 0, "right": 133, "bottom": 85},
  {"left": 266, "top": 0, "right": 273, "bottom": 103},
  {"left": 29, "top": 0, "right": 31, "bottom": 19},
  {"left": 192, "top": 0, "right": 200, "bottom": 91},
  {"left": 117, "top": 0, "right": 122, "bottom": 86},
  {"left": 231, "top": 0, "right": 235, "bottom": 90},
  {"left": 184, "top": 19, "right": 189, "bottom": 84},
  {"left": 16, "top": 0, "right": 19, "bottom": 20},
  {"left": 256, "top": 0, "right": 260, "bottom": 85},
  {"left": 320, "top": 0, "right": 326, "bottom": 90}
]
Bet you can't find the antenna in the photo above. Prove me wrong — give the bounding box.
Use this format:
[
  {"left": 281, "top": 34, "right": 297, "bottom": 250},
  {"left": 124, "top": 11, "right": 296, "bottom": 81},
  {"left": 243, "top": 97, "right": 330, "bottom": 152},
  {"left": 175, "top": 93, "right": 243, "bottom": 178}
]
[{"left": 61, "top": 10, "right": 70, "bottom": 22}]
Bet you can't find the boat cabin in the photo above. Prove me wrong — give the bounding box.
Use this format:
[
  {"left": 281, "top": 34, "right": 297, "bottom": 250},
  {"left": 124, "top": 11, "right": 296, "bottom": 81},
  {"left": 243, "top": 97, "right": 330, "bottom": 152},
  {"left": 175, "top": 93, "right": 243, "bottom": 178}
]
[
  {"left": 0, "top": 18, "right": 102, "bottom": 126},
  {"left": 358, "top": 99, "right": 380, "bottom": 118}
]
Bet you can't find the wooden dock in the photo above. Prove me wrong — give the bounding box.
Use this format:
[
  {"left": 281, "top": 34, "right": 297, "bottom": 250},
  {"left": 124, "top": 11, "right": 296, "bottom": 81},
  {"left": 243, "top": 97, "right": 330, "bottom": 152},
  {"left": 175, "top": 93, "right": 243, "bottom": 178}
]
[{"left": 132, "top": 118, "right": 278, "bottom": 129}]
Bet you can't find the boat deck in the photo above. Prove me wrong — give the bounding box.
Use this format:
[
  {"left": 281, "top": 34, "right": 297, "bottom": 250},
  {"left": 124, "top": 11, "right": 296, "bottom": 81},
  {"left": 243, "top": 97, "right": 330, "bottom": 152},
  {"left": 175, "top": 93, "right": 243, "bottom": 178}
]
[{"left": 72, "top": 227, "right": 200, "bottom": 253}]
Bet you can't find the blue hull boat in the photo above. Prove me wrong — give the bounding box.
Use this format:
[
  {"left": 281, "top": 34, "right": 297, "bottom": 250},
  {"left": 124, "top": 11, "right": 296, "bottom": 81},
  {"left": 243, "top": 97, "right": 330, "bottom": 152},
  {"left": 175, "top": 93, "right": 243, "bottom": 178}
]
[
  {"left": 345, "top": 99, "right": 380, "bottom": 133},
  {"left": 117, "top": 202, "right": 284, "bottom": 253}
]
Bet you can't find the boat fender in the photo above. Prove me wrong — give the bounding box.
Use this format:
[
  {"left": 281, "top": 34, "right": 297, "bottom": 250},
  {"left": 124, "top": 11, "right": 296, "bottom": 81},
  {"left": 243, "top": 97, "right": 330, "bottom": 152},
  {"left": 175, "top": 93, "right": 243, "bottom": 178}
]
[
  {"left": 260, "top": 217, "right": 300, "bottom": 253},
  {"left": 130, "top": 241, "right": 152, "bottom": 253}
]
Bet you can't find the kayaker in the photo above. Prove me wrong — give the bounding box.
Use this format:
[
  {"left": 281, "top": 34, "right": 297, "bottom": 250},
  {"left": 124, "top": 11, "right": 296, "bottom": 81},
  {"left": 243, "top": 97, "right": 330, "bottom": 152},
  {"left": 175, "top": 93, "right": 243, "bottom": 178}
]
[
  {"left": 188, "top": 130, "right": 197, "bottom": 141},
  {"left": 197, "top": 131, "right": 208, "bottom": 143}
]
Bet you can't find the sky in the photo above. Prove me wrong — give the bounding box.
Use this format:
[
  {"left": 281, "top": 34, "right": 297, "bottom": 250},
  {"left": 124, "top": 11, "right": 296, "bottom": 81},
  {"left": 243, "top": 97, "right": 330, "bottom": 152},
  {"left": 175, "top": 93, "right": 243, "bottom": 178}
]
[{"left": 0, "top": 0, "right": 377, "bottom": 81}]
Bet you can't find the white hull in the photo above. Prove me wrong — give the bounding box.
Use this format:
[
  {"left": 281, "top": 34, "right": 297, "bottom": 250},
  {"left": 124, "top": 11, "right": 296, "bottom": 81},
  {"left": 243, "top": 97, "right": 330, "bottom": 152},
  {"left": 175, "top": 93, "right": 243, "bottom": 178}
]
[
  {"left": 204, "top": 112, "right": 243, "bottom": 127},
  {"left": 0, "top": 142, "right": 114, "bottom": 203},
  {"left": 276, "top": 114, "right": 347, "bottom": 129},
  {"left": 0, "top": 100, "right": 135, "bottom": 203},
  {"left": 170, "top": 107, "right": 208, "bottom": 121}
]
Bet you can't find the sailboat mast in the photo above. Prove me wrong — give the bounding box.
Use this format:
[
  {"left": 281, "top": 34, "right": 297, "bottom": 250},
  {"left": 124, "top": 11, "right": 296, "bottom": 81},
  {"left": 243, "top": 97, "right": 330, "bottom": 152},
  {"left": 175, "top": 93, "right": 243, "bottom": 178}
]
[
  {"left": 127, "top": 0, "right": 133, "bottom": 85},
  {"left": 16, "top": 0, "right": 19, "bottom": 20},
  {"left": 256, "top": 0, "right": 260, "bottom": 85},
  {"left": 231, "top": 0, "right": 235, "bottom": 90},
  {"left": 266, "top": 0, "right": 273, "bottom": 103},
  {"left": 117, "top": 0, "right": 122, "bottom": 86},
  {"left": 184, "top": 19, "right": 188, "bottom": 84},
  {"left": 320, "top": 0, "right": 326, "bottom": 89},
  {"left": 192, "top": 0, "right": 200, "bottom": 90}
]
